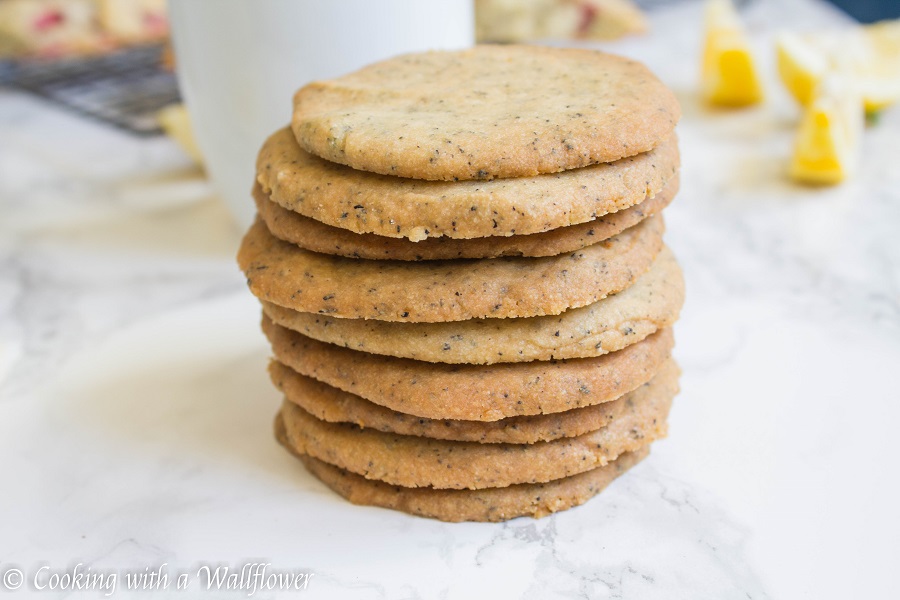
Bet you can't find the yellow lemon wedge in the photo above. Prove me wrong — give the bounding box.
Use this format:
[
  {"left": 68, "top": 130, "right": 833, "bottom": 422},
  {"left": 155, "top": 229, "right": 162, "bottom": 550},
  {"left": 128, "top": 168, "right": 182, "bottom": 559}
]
[
  {"left": 790, "top": 75, "right": 863, "bottom": 185},
  {"left": 777, "top": 20, "right": 900, "bottom": 113},
  {"left": 776, "top": 32, "right": 830, "bottom": 107},
  {"left": 158, "top": 103, "right": 204, "bottom": 165},
  {"left": 701, "top": 0, "right": 764, "bottom": 107}
]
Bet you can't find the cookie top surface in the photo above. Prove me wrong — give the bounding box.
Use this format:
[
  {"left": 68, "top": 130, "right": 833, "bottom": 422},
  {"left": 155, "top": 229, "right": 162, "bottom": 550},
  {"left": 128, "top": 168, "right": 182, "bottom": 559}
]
[
  {"left": 291, "top": 45, "right": 680, "bottom": 181},
  {"left": 259, "top": 127, "right": 679, "bottom": 240},
  {"left": 276, "top": 371, "right": 671, "bottom": 489},
  {"left": 238, "top": 214, "right": 663, "bottom": 323},
  {"left": 286, "top": 443, "right": 648, "bottom": 522},
  {"left": 262, "top": 246, "right": 684, "bottom": 365},
  {"left": 264, "top": 316, "right": 674, "bottom": 421},
  {"left": 254, "top": 173, "right": 677, "bottom": 259},
  {"left": 272, "top": 358, "right": 680, "bottom": 445}
]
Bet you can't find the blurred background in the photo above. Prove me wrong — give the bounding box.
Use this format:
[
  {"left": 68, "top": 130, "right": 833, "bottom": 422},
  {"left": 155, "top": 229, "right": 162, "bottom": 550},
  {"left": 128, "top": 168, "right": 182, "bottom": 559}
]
[
  {"left": 1, "top": 0, "right": 898, "bottom": 223},
  {"left": 0, "top": 0, "right": 896, "bottom": 184}
]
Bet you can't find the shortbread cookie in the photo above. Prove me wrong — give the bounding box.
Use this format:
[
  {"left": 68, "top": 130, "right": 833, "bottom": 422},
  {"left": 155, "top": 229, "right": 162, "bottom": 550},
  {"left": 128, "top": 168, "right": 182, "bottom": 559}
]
[
  {"left": 258, "top": 126, "right": 679, "bottom": 241},
  {"left": 276, "top": 375, "right": 670, "bottom": 489},
  {"left": 278, "top": 420, "right": 648, "bottom": 521},
  {"left": 263, "top": 246, "right": 683, "bottom": 364},
  {"left": 291, "top": 46, "right": 680, "bottom": 180},
  {"left": 240, "top": 215, "right": 663, "bottom": 322},
  {"left": 254, "top": 174, "right": 677, "bottom": 258},
  {"left": 263, "top": 316, "right": 674, "bottom": 420},
  {"left": 272, "top": 358, "right": 679, "bottom": 444}
]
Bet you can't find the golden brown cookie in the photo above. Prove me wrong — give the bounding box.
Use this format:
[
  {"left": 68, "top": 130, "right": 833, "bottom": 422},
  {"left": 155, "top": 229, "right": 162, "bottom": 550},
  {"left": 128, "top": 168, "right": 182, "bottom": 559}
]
[
  {"left": 272, "top": 358, "right": 680, "bottom": 444},
  {"left": 278, "top": 420, "right": 649, "bottom": 522},
  {"left": 263, "top": 246, "right": 683, "bottom": 364},
  {"left": 240, "top": 215, "right": 664, "bottom": 323},
  {"left": 258, "top": 126, "right": 679, "bottom": 241},
  {"left": 276, "top": 373, "right": 671, "bottom": 489},
  {"left": 263, "top": 316, "right": 674, "bottom": 421},
  {"left": 254, "top": 173, "right": 677, "bottom": 258},
  {"left": 291, "top": 46, "right": 680, "bottom": 180}
]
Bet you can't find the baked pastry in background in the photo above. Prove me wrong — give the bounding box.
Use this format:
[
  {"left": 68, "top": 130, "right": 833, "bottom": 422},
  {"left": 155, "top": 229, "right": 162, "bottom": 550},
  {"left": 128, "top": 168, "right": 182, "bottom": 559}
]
[
  {"left": 96, "top": 0, "right": 167, "bottom": 43},
  {"left": 0, "top": 0, "right": 104, "bottom": 56},
  {"left": 0, "top": 0, "right": 168, "bottom": 57},
  {"left": 475, "top": 0, "right": 647, "bottom": 42}
]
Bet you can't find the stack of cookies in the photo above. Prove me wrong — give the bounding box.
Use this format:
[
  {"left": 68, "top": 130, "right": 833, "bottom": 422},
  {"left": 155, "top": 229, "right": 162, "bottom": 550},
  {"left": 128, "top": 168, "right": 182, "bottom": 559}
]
[{"left": 238, "top": 46, "right": 683, "bottom": 522}]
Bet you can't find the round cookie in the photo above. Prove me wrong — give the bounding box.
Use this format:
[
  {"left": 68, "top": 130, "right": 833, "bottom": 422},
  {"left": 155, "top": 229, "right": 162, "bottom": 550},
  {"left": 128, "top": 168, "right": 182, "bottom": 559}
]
[
  {"left": 271, "top": 359, "right": 680, "bottom": 444},
  {"left": 254, "top": 173, "right": 678, "bottom": 258},
  {"left": 276, "top": 375, "right": 671, "bottom": 489},
  {"left": 263, "top": 246, "right": 683, "bottom": 365},
  {"left": 258, "top": 126, "right": 679, "bottom": 241},
  {"left": 291, "top": 45, "right": 680, "bottom": 180},
  {"left": 239, "top": 215, "right": 664, "bottom": 323},
  {"left": 278, "top": 416, "right": 648, "bottom": 522},
  {"left": 263, "top": 316, "right": 674, "bottom": 421}
]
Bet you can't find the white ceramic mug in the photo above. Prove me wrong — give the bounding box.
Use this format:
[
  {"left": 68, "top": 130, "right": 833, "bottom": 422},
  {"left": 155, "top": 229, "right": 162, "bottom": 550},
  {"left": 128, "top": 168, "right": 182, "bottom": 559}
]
[{"left": 169, "top": 0, "right": 475, "bottom": 227}]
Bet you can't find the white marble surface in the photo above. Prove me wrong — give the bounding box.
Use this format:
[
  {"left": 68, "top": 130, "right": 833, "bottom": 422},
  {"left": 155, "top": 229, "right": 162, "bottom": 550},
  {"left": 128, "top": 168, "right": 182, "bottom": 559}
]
[{"left": 1, "top": 0, "right": 898, "bottom": 598}]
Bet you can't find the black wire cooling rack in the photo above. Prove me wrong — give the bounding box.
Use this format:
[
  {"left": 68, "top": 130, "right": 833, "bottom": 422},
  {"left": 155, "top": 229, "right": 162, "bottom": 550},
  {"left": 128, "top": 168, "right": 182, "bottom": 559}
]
[{"left": 0, "top": 43, "right": 179, "bottom": 136}]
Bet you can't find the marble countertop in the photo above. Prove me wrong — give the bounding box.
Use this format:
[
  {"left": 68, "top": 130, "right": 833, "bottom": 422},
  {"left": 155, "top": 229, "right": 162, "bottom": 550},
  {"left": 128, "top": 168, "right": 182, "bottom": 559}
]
[{"left": 1, "top": 0, "right": 898, "bottom": 598}]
